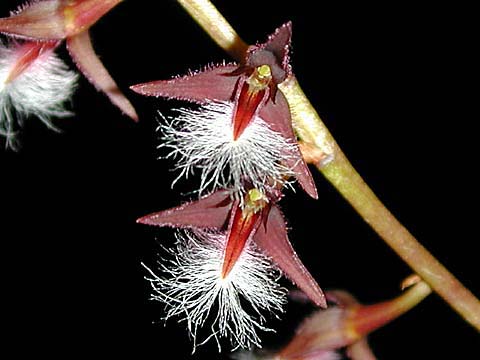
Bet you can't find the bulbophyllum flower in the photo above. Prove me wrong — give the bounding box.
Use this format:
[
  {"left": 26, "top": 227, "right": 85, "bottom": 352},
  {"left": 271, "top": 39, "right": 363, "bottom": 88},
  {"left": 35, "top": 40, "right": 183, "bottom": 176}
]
[
  {"left": 0, "top": 0, "right": 138, "bottom": 121},
  {"left": 131, "top": 22, "right": 317, "bottom": 198},
  {"left": 138, "top": 187, "right": 326, "bottom": 349},
  {"left": 233, "top": 349, "right": 340, "bottom": 360},
  {"left": 257, "top": 277, "right": 431, "bottom": 360},
  {"left": 1, "top": 40, "right": 77, "bottom": 149},
  {"left": 144, "top": 230, "right": 287, "bottom": 351}
]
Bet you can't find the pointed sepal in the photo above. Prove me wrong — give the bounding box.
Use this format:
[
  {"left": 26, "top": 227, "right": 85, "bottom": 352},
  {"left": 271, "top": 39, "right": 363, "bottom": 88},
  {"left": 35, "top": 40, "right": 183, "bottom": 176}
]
[
  {"left": 130, "top": 64, "right": 239, "bottom": 104},
  {"left": 67, "top": 31, "right": 138, "bottom": 121},
  {"left": 0, "top": 0, "right": 65, "bottom": 40},
  {"left": 136, "top": 190, "right": 232, "bottom": 229},
  {"left": 246, "top": 21, "right": 292, "bottom": 85},
  {"left": 261, "top": 90, "right": 318, "bottom": 198},
  {"left": 254, "top": 205, "right": 326, "bottom": 307}
]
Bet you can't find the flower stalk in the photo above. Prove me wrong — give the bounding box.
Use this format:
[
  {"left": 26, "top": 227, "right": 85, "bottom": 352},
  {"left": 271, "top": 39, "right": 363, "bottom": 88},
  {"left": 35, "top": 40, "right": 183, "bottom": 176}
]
[
  {"left": 271, "top": 276, "right": 432, "bottom": 360},
  {"left": 176, "top": 0, "right": 249, "bottom": 60},
  {"left": 175, "top": 0, "right": 480, "bottom": 331},
  {"left": 347, "top": 277, "right": 432, "bottom": 337}
]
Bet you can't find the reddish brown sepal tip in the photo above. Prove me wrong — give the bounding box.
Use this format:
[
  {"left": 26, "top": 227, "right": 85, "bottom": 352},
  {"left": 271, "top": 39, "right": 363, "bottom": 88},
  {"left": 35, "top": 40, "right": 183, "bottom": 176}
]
[
  {"left": 130, "top": 64, "right": 239, "bottom": 104},
  {"left": 255, "top": 206, "right": 326, "bottom": 308},
  {"left": 136, "top": 190, "right": 233, "bottom": 230},
  {"left": 66, "top": 32, "right": 138, "bottom": 121}
]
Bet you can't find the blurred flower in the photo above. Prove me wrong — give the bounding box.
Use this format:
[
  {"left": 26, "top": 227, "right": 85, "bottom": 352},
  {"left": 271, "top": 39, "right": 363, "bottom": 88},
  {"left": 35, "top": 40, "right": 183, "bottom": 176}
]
[
  {"left": 1, "top": 39, "right": 77, "bottom": 149},
  {"left": 138, "top": 187, "right": 326, "bottom": 349},
  {"left": 0, "top": 0, "right": 137, "bottom": 120},
  {"left": 259, "top": 277, "right": 431, "bottom": 360},
  {"left": 131, "top": 22, "right": 317, "bottom": 198},
  {"left": 233, "top": 348, "right": 340, "bottom": 360}
]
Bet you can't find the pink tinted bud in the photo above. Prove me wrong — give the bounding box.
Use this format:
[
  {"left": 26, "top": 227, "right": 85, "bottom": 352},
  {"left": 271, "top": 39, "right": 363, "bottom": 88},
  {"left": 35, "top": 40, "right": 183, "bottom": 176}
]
[
  {"left": 274, "top": 281, "right": 431, "bottom": 359},
  {"left": 348, "top": 281, "right": 431, "bottom": 337}
]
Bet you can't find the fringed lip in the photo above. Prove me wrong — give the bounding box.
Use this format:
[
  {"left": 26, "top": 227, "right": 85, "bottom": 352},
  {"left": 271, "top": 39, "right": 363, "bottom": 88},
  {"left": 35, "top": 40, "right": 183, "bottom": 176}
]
[
  {"left": 0, "top": 0, "right": 138, "bottom": 121},
  {"left": 136, "top": 188, "right": 325, "bottom": 307},
  {"left": 4, "top": 41, "right": 60, "bottom": 84},
  {"left": 130, "top": 21, "right": 318, "bottom": 198}
]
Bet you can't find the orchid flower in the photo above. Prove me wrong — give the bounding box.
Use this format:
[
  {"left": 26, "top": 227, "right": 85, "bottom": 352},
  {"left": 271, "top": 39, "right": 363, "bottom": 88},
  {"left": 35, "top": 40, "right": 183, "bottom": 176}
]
[
  {"left": 138, "top": 187, "right": 326, "bottom": 349},
  {"left": 1, "top": 39, "right": 77, "bottom": 149},
  {"left": 252, "top": 278, "right": 432, "bottom": 360},
  {"left": 0, "top": 0, "right": 138, "bottom": 121},
  {"left": 131, "top": 22, "right": 317, "bottom": 197}
]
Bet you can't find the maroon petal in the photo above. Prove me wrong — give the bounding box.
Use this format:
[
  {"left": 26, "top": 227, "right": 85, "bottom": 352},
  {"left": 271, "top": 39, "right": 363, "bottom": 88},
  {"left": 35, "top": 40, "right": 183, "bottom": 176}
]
[
  {"left": 130, "top": 64, "right": 239, "bottom": 104},
  {"left": 247, "top": 21, "right": 292, "bottom": 84},
  {"left": 67, "top": 31, "right": 138, "bottom": 121},
  {"left": 136, "top": 190, "right": 232, "bottom": 229},
  {"left": 264, "top": 21, "right": 292, "bottom": 74},
  {"left": 222, "top": 199, "right": 263, "bottom": 278},
  {"left": 0, "top": 0, "right": 65, "bottom": 40},
  {"left": 231, "top": 76, "right": 269, "bottom": 140},
  {"left": 261, "top": 90, "right": 318, "bottom": 199},
  {"left": 254, "top": 205, "right": 326, "bottom": 307}
]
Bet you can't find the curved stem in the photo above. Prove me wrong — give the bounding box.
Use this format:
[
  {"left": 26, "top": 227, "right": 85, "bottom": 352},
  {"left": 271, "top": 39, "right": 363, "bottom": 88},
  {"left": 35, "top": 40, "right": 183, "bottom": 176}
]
[
  {"left": 175, "top": 0, "right": 480, "bottom": 331},
  {"left": 176, "top": 0, "right": 249, "bottom": 60},
  {"left": 280, "top": 76, "right": 480, "bottom": 331},
  {"left": 330, "top": 151, "right": 480, "bottom": 328}
]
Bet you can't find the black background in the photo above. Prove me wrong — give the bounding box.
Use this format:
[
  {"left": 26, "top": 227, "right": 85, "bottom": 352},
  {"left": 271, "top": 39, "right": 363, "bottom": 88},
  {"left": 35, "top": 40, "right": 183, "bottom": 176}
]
[{"left": 1, "top": 0, "right": 478, "bottom": 358}]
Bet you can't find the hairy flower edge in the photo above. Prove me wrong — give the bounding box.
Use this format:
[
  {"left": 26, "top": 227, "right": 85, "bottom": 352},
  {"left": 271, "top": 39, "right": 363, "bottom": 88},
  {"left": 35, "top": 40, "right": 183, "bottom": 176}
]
[
  {"left": 158, "top": 101, "right": 297, "bottom": 196},
  {"left": 0, "top": 40, "right": 78, "bottom": 149},
  {"left": 142, "top": 229, "right": 287, "bottom": 351}
]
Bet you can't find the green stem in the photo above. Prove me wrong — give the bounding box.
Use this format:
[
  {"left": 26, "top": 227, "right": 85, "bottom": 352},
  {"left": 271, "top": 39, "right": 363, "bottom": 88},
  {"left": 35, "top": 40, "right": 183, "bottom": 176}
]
[
  {"left": 175, "top": 0, "right": 480, "bottom": 331},
  {"left": 280, "top": 76, "right": 480, "bottom": 331},
  {"left": 327, "top": 148, "right": 480, "bottom": 330},
  {"left": 176, "top": 0, "right": 249, "bottom": 60}
]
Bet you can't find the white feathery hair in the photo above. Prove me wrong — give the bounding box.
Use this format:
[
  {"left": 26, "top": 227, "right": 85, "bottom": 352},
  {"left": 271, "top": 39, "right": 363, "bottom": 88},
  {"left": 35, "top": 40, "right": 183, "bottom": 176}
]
[
  {"left": 0, "top": 40, "right": 78, "bottom": 149},
  {"left": 158, "top": 101, "right": 296, "bottom": 195},
  {"left": 143, "top": 229, "right": 287, "bottom": 351}
]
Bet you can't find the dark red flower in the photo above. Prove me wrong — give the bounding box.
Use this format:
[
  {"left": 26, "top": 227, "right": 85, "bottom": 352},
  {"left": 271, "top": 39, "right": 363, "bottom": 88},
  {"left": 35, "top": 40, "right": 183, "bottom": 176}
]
[
  {"left": 137, "top": 187, "right": 326, "bottom": 308},
  {"left": 131, "top": 22, "right": 317, "bottom": 198}
]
